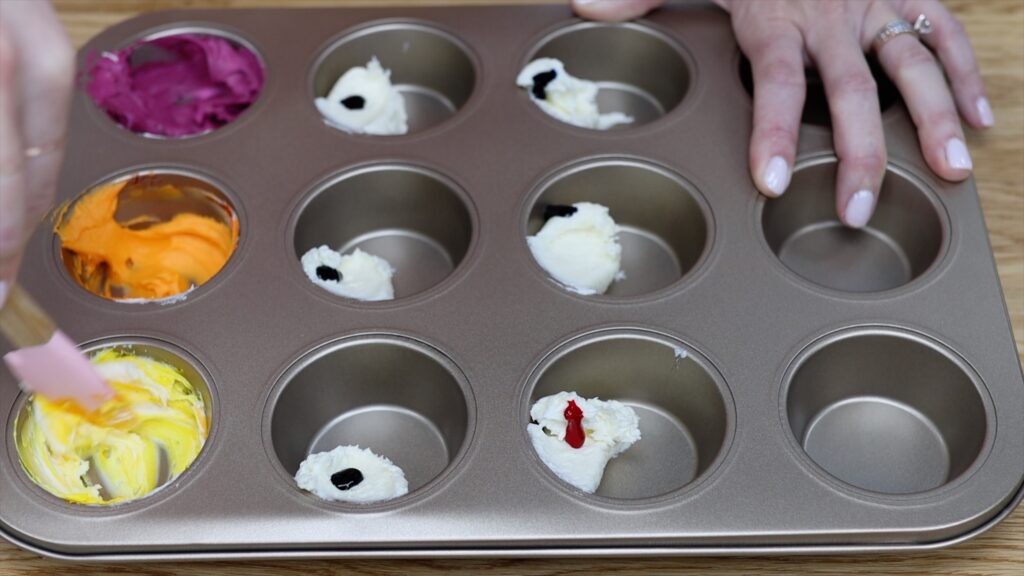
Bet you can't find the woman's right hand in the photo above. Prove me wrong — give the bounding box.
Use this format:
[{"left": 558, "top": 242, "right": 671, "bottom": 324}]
[{"left": 0, "top": 1, "right": 75, "bottom": 306}]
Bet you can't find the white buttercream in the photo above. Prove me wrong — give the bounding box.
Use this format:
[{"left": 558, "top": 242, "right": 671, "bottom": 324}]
[
  {"left": 295, "top": 445, "right": 409, "bottom": 504},
  {"left": 517, "top": 58, "right": 633, "bottom": 130},
  {"left": 527, "top": 202, "right": 623, "bottom": 295},
  {"left": 301, "top": 245, "right": 395, "bottom": 301},
  {"left": 527, "top": 391, "right": 640, "bottom": 493},
  {"left": 315, "top": 57, "right": 408, "bottom": 135}
]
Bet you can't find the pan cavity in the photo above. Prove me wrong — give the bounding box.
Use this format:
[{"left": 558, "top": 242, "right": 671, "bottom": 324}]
[
  {"left": 56, "top": 170, "right": 240, "bottom": 303},
  {"left": 738, "top": 56, "right": 899, "bottom": 128},
  {"left": 267, "top": 336, "right": 472, "bottom": 505},
  {"left": 86, "top": 28, "right": 265, "bottom": 138},
  {"left": 760, "top": 159, "right": 946, "bottom": 294},
  {"left": 784, "top": 328, "right": 991, "bottom": 495},
  {"left": 13, "top": 338, "right": 215, "bottom": 506},
  {"left": 522, "top": 22, "right": 691, "bottom": 129},
  {"left": 293, "top": 165, "right": 473, "bottom": 302},
  {"left": 312, "top": 23, "right": 476, "bottom": 135},
  {"left": 525, "top": 159, "right": 710, "bottom": 298},
  {"left": 524, "top": 330, "right": 731, "bottom": 501}
]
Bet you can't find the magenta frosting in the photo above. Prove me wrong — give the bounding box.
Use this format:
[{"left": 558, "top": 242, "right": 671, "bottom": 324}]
[{"left": 87, "top": 34, "right": 264, "bottom": 137}]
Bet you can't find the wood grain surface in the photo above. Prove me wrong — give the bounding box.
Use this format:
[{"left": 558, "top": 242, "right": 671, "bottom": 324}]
[{"left": 2, "top": 0, "right": 1022, "bottom": 573}]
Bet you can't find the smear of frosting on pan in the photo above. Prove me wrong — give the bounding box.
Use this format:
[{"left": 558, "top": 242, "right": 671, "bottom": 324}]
[
  {"left": 16, "top": 348, "right": 209, "bottom": 505},
  {"left": 87, "top": 34, "right": 264, "bottom": 137},
  {"left": 56, "top": 180, "right": 239, "bottom": 301}
]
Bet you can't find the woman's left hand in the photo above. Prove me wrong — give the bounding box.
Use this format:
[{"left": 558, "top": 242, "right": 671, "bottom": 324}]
[{"left": 572, "top": 0, "right": 991, "bottom": 228}]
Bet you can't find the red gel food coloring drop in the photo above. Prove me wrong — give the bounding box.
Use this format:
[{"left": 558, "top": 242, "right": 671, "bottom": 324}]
[{"left": 564, "top": 399, "right": 585, "bottom": 448}]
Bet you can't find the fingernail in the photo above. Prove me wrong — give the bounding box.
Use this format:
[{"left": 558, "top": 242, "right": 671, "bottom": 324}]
[
  {"left": 845, "top": 190, "right": 875, "bottom": 229},
  {"left": 762, "top": 156, "right": 790, "bottom": 196},
  {"left": 945, "top": 138, "right": 973, "bottom": 170},
  {"left": 976, "top": 97, "right": 995, "bottom": 127},
  {"left": 0, "top": 281, "right": 7, "bottom": 308}
]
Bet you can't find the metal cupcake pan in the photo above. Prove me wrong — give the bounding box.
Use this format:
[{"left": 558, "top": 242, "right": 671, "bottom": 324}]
[{"left": 0, "top": 3, "right": 1021, "bottom": 560}]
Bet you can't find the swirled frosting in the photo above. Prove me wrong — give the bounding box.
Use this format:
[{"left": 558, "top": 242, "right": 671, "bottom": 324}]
[
  {"left": 56, "top": 180, "right": 239, "bottom": 301},
  {"left": 87, "top": 33, "right": 264, "bottom": 137},
  {"left": 16, "top": 348, "right": 209, "bottom": 505}
]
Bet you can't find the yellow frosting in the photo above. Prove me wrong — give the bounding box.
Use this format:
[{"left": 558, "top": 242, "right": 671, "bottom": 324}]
[{"left": 15, "top": 349, "right": 209, "bottom": 505}]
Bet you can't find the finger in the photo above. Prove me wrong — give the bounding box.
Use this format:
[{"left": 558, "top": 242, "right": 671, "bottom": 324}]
[
  {"left": 1, "top": 1, "right": 74, "bottom": 149},
  {"left": 807, "top": 19, "right": 887, "bottom": 229},
  {"left": 0, "top": 27, "right": 28, "bottom": 302},
  {"left": 866, "top": 3, "right": 972, "bottom": 182},
  {"left": 899, "top": 0, "right": 992, "bottom": 128},
  {"left": 733, "top": 18, "right": 805, "bottom": 197},
  {"left": 571, "top": 0, "right": 664, "bottom": 22},
  {"left": 1, "top": 1, "right": 74, "bottom": 225}
]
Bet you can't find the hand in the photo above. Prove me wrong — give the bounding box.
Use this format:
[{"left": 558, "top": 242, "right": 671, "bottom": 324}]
[
  {"left": 0, "top": 0, "right": 75, "bottom": 305},
  {"left": 572, "top": 0, "right": 992, "bottom": 228}
]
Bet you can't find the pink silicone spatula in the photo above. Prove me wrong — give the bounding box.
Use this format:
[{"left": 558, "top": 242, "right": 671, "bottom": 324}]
[{"left": 0, "top": 283, "right": 113, "bottom": 410}]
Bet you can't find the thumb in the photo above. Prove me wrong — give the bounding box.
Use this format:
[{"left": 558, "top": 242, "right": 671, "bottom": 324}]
[{"left": 571, "top": 0, "right": 665, "bottom": 22}]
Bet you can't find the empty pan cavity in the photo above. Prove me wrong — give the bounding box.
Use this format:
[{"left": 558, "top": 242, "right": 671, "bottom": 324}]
[
  {"left": 761, "top": 159, "right": 946, "bottom": 294},
  {"left": 784, "top": 328, "right": 992, "bottom": 495}
]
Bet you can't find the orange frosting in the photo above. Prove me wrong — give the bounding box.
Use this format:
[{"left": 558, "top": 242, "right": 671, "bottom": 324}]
[{"left": 56, "top": 181, "right": 238, "bottom": 300}]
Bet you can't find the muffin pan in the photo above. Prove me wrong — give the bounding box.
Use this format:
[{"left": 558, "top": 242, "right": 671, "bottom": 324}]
[{"left": 1, "top": 3, "right": 1022, "bottom": 560}]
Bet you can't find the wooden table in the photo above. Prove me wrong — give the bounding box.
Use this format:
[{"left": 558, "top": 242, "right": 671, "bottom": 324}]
[{"left": 2, "top": 0, "right": 1021, "bottom": 573}]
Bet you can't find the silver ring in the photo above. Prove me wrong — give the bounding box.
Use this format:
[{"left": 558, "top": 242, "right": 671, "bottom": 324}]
[{"left": 872, "top": 14, "right": 933, "bottom": 52}]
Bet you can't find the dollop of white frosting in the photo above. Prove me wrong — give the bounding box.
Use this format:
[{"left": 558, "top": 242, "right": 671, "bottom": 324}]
[
  {"left": 517, "top": 58, "right": 633, "bottom": 130},
  {"left": 295, "top": 445, "right": 409, "bottom": 504},
  {"left": 301, "top": 245, "right": 395, "bottom": 301},
  {"left": 315, "top": 57, "right": 408, "bottom": 135},
  {"left": 527, "top": 202, "right": 623, "bottom": 295},
  {"left": 527, "top": 391, "right": 641, "bottom": 493}
]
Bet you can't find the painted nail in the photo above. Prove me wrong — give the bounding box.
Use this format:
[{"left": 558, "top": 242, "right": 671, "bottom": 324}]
[
  {"left": 0, "top": 281, "right": 7, "bottom": 308},
  {"left": 762, "top": 156, "right": 790, "bottom": 196},
  {"left": 845, "top": 190, "right": 875, "bottom": 229},
  {"left": 976, "top": 97, "right": 995, "bottom": 127},
  {"left": 945, "top": 138, "right": 973, "bottom": 170}
]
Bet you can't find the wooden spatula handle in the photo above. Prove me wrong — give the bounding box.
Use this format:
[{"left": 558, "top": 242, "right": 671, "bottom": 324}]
[{"left": 0, "top": 284, "right": 56, "bottom": 349}]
